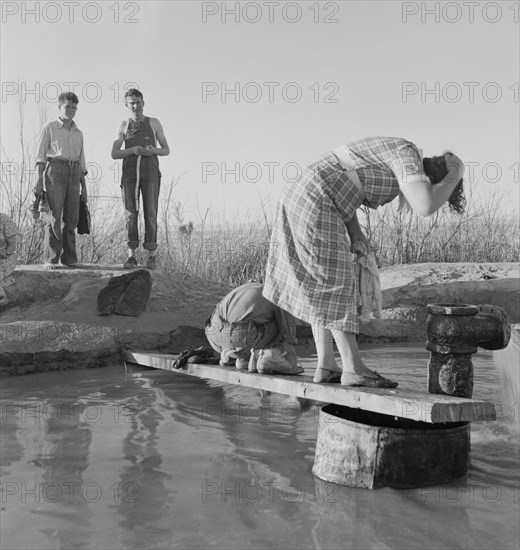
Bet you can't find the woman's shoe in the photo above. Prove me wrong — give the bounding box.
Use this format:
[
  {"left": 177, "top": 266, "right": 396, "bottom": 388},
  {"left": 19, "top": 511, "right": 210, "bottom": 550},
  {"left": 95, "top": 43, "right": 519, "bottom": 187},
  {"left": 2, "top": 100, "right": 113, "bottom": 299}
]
[
  {"left": 313, "top": 368, "right": 342, "bottom": 384},
  {"left": 341, "top": 371, "right": 398, "bottom": 388}
]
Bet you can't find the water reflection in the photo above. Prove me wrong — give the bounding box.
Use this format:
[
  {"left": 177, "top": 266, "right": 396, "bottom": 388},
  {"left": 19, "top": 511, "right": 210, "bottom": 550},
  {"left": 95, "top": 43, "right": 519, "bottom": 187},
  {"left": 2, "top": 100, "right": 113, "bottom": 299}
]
[
  {"left": 1, "top": 397, "right": 95, "bottom": 549},
  {"left": 493, "top": 325, "right": 520, "bottom": 433},
  {"left": 0, "top": 344, "right": 518, "bottom": 549},
  {"left": 115, "top": 376, "right": 172, "bottom": 548}
]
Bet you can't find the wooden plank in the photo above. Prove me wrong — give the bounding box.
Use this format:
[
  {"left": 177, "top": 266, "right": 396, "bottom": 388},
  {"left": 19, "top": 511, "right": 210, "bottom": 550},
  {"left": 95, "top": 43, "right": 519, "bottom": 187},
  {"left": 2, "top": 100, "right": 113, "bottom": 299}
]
[{"left": 122, "top": 351, "right": 497, "bottom": 424}]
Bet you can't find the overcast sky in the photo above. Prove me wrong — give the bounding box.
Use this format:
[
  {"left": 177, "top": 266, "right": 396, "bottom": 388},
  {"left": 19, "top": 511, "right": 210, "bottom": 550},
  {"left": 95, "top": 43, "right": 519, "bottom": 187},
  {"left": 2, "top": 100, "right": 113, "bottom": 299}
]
[{"left": 1, "top": 0, "right": 519, "bottom": 221}]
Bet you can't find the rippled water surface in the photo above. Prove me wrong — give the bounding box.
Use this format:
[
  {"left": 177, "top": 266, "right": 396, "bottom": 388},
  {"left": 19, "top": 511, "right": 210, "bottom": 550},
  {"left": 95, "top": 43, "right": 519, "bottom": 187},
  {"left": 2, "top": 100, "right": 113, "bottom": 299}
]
[{"left": 1, "top": 344, "right": 518, "bottom": 549}]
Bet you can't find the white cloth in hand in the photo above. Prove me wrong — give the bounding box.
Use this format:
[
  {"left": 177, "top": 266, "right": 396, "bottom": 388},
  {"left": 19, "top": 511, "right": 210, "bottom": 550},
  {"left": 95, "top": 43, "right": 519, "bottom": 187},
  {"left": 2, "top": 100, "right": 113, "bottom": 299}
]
[{"left": 351, "top": 241, "right": 382, "bottom": 321}]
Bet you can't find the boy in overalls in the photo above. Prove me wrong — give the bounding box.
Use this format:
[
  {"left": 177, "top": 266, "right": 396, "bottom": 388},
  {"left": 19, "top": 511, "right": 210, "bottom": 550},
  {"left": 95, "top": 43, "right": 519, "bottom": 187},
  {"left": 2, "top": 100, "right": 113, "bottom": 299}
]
[{"left": 112, "top": 89, "right": 170, "bottom": 269}]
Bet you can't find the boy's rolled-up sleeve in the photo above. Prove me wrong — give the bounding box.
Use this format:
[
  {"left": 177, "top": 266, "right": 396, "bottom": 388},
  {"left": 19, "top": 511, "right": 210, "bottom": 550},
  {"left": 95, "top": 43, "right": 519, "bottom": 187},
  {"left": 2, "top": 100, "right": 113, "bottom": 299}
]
[{"left": 35, "top": 124, "right": 50, "bottom": 166}]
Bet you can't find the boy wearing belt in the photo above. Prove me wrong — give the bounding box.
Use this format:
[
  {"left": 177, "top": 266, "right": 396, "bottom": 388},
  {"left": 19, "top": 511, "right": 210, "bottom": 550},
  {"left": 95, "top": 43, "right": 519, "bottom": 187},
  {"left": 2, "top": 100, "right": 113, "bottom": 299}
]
[{"left": 34, "top": 92, "right": 88, "bottom": 269}]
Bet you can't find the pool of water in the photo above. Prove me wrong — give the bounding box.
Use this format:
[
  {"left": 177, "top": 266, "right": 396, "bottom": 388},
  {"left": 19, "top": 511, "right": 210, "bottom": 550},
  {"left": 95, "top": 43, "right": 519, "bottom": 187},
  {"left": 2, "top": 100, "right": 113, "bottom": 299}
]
[{"left": 1, "top": 344, "right": 518, "bottom": 549}]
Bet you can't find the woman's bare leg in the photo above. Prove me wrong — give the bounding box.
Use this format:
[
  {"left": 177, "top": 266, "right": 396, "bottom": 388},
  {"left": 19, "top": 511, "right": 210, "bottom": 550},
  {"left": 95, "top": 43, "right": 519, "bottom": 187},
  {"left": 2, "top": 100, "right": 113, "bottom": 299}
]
[
  {"left": 311, "top": 324, "right": 342, "bottom": 382},
  {"left": 331, "top": 329, "right": 398, "bottom": 387},
  {"left": 330, "top": 329, "right": 376, "bottom": 378}
]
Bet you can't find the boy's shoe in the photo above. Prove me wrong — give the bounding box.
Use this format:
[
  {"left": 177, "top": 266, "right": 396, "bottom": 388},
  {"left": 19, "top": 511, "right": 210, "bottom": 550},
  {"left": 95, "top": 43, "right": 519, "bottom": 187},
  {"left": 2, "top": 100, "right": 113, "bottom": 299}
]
[
  {"left": 146, "top": 255, "right": 157, "bottom": 269},
  {"left": 235, "top": 357, "right": 249, "bottom": 371},
  {"left": 124, "top": 256, "right": 138, "bottom": 269},
  {"left": 219, "top": 349, "right": 237, "bottom": 367},
  {"left": 256, "top": 348, "right": 304, "bottom": 375},
  {"left": 61, "top": 257, "right": 80, "bottom": 268},
  {"left": 248, "top": 349, "right": 260, "bottom": 372}
]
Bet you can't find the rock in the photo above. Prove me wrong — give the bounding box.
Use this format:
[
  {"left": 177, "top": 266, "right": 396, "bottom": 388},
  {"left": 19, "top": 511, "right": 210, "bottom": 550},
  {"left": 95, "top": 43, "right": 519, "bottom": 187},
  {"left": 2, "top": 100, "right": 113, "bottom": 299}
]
[{"left": 96, "top": 269, "right": 152, "bottom": 316}]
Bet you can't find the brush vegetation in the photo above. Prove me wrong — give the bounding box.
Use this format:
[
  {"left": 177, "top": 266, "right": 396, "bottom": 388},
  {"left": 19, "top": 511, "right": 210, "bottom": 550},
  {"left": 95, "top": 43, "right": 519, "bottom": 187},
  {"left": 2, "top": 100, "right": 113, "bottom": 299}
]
[{"left": 2, "top": 94, "right": 518, "bottom": 286}]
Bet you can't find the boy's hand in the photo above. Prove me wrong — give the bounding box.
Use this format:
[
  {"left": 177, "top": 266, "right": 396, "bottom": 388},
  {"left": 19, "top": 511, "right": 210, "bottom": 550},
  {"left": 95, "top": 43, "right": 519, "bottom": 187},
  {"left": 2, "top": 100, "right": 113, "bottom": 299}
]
[{"left": 33, "top": 177, "right": 43, "bottom": 196}]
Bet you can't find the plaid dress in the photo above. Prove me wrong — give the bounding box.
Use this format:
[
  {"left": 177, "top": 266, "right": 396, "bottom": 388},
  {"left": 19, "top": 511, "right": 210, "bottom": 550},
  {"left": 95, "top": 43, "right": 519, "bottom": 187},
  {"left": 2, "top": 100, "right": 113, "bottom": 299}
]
[{"left": 263, "top": 137, "right": 424, "bottom": 333}]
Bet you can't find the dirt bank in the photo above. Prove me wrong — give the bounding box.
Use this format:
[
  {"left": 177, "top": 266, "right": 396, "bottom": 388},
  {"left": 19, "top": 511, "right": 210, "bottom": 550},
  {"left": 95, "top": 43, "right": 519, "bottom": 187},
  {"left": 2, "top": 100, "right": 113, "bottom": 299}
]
[{"left": 0, "top": 262, "right": 518, "bottom": 375}]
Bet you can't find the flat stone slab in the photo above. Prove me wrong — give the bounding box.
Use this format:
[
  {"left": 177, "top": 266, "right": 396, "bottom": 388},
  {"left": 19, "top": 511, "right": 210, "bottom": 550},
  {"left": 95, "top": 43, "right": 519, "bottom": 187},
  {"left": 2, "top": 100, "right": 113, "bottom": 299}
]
[
  {"left": 123, "top": 351, "right": 497, "bottom": 424},
  {"left": 0, "top": 320, "right": 208, "bottom": 376},
  {"left": 0, "top": 321, "right": 121, "bottom": 375}
]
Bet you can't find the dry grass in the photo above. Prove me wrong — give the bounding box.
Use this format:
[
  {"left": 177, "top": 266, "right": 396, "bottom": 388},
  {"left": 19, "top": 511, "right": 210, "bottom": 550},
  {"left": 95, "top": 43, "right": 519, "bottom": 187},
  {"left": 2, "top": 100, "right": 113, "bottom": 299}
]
[
  {"left": 2, "top": 172, "right": 518, "bottom": 286},
  {"left": 360, "top": 190, "right": 519, "bottom": 267},
  {"left": 2, "top": 88, "right": 518, "bottom": 283}
]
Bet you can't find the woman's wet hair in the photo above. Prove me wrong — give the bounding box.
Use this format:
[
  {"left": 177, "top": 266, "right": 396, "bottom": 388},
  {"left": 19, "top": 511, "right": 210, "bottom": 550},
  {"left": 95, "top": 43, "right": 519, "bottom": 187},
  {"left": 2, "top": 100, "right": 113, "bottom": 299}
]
[{"left": 423, "top": 153, "right": 466, "bottom": 213}]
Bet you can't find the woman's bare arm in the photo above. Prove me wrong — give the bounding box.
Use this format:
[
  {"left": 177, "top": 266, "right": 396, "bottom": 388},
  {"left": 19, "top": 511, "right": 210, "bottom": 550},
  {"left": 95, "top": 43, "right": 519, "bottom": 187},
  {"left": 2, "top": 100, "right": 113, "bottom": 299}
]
[{"left": 400, "top": 153, "right": 464, "bottom": 217}]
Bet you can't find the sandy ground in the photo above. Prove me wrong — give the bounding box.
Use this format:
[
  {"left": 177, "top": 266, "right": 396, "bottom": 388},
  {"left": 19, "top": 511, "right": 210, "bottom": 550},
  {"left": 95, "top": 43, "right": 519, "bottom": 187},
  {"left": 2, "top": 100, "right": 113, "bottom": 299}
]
[
  {"left": 2, "top": 263, "right": 232, "bottom": 332},
  {"left": 2, "top": 261, "right": 519, "bottom": 334}
]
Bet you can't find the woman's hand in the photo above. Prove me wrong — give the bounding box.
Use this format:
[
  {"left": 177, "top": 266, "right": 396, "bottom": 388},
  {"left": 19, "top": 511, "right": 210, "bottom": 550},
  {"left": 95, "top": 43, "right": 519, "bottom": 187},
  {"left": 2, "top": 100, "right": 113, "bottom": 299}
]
[
  {"left": 345, "top": 212, "right": 371, "bottom": 253},
  {"left": 350, "top": 231, "right": 371, "bottom": 254}
]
